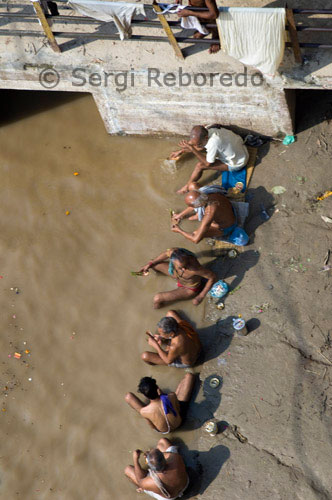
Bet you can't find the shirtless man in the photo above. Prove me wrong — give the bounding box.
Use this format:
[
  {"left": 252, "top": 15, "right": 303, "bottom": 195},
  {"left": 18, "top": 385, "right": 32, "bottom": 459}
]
[
  {"left": 139, "top": 247, "right": 216, "bottom": 308},
  {"left": 171, "top": 184, "right": 237, "bottom": 243},
  {"left": 125, "top": 373, "right": 195, "bottom": 433},
  {"left": 142, "top": 310, "right": 202, "bottom": 368},
  {"left": 124, "top": 438, "right": 189, "bottom": 500},
  {"left": 170, "top": 125, "right": 249, "bottom": 194},
  {"left": 177, "top": 0, "right": 219, "bottom": 54}
]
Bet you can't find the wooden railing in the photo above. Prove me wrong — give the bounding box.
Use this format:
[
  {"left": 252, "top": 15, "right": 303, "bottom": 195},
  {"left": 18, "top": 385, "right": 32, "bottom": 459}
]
[{"left": 0, "top": 2, "right": 332, "bottom": 60}]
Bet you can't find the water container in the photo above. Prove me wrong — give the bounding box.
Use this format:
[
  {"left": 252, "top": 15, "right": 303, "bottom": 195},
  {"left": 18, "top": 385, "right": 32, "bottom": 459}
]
[
  {"left": 209, "top": 280, "right": 229, "bottom": 299},
  {"left": 233, "top": 317, "right": 248, "bottom": 336}
]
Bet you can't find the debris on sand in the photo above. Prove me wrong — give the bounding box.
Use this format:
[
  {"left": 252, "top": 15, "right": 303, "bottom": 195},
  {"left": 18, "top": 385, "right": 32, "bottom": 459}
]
[
  {"left": 316, "top": 190, "right": 332, "bottom": 202},
  {"left": 251, "top": 303, "right": 270, "bottom": 314},
  {"left": 271, "top": 186, "right": 286, "bottom": 195},
  {"left": 321, "top": 215, "right": 332, "bottom": 224}
]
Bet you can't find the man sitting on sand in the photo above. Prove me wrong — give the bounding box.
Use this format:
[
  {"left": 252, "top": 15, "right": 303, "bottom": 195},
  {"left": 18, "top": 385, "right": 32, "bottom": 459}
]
[
  {"left": 171, "top": 184, "right": 248, "bottom": 246},
  {"left": 124, "top": 438, "right": 189, "bottom": 500},
  {"left": 125, "top": 373, "right": 196, "bottom": 433},
  {"left": 139, "top": 247, "right": 216, "bottom": 308},
  {"left": 177, "top": 0, "right": 220, "bottom": 54},
  {"left": 142, "top": 310, "right": 202, "bottom": 368},
  {"left": 170, "top": 125, "right": 248, "bottom": 194}
]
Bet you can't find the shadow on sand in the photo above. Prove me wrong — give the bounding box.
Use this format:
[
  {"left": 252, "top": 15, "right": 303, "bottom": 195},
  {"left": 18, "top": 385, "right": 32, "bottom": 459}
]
[{"left": 170, "top": 438, "right": 230, "bottom": 498}]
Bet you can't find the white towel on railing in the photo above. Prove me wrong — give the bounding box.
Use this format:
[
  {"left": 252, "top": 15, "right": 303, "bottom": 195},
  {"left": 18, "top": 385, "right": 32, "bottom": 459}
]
[
  {"left": 158, "top": 3, "right": 209, "bottom": 35},
  {"left": 68, "top": 0, "right": 145, "bottom": 40},
  {"left": 216, "top": 7, "right": 286, "bottom": 76}
]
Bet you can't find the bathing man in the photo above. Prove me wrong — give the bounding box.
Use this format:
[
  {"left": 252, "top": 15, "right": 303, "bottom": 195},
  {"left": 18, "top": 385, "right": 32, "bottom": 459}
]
[
  {"left": 171, "top": 184, "right": 242, "bottom": 243},
  {"left": 169, "top": 125, "right": 249, "bottom": 193},
  {"left": 142, "top": 310, "right": 201, "bottom": 368},
  {"left": 125, "top": 373, "right": 196, "bottom": 433},
  {"left": 177, "top": 0, "right": 220, "bottom": 54},
  {"left": 139, "top": 247, "right": 216, "bottom": 309},
  {"left": 124, "top": 438, "right": 189, "bottom": 500}
]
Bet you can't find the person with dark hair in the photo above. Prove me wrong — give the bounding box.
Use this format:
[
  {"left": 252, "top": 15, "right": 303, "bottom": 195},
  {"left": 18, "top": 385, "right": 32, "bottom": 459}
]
[
  {"left": 125, "top": 373, "right": 196, "bottom": 433},
  {"left": 142, "top": 310, "right": 201, "bottom": 368},
  {"left": 124, "top": 438, "right": 189, "bottom": 500},
  {"left": 169, "top": 124, "right": 248, "bottom": 194},
  {"left": 138, "top": 247, "right": 216, "bottom": 308}
]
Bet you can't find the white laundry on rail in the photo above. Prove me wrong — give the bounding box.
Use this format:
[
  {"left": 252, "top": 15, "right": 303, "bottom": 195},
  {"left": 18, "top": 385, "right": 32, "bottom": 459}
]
[
  {"left": 158, "top": 4, "right": 209, "bottom": 36},
  {"left": 216, "top": 7, "right": 286, "bottom": 77},
  {"left": 68, "top": 0, "right": 145, "bottom": 40}
]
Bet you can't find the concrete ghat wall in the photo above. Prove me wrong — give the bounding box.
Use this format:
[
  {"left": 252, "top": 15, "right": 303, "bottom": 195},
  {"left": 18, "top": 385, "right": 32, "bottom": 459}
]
[
  {"left": 2, "top": 3, "right": 332, "bottom": 139},
  {"left": 92, "top": 71, "right": 293, "bottom": 137},
  {"left": 0, "top": 60, "right": 293, "bottom": 138}
]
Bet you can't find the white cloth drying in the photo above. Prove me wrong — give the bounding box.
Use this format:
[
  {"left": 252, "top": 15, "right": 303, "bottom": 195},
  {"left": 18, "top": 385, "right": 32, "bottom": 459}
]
[
  {"left": 216, "top": 7, "right": 286, "bottom": 76},
  {"left": 158, "top": 4, "right": 208, "bottom": 35},
  {"left": 68, "top": 0, "right": 145, "bottom": 40}
]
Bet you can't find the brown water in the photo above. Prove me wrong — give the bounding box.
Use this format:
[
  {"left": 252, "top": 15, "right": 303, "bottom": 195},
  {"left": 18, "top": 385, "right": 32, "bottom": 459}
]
[{"left": 0, "top": 91, "right": 209, "bottom": 499}]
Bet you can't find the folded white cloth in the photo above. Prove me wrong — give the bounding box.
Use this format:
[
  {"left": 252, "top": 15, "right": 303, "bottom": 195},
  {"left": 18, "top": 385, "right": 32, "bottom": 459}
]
[
  {"left": 68, "top": 0, "right": 145, "bottom": 40},
  {"left": 158, "top": 4, "right": 208, "bottom": 35},
  {"left": 216, "top": 7, "right": 286, "bottom": 76}
]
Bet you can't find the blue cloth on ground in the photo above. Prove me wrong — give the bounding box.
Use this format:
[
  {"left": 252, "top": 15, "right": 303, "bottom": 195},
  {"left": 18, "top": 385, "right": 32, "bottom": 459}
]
[
  {"left": 222, "top": 167, "right": 247, "bottom": 192},
  {"left": 160, "top": 394, "right": 177, "bottom": 416},
  {"left": 225, "top": 226, "right": 249, "bottom": 246},
  {"left": 168, "top": 248, "right": 196, "bottom": 276}
]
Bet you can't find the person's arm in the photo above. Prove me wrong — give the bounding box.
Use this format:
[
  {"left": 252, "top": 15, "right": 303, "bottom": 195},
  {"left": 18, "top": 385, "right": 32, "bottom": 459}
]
[
  {"left": 169, "top": 148, "right": 186, "bottom": 160},
  {"left": 192, "top": 267, "right": 216, "bottom": 305},
  {"left": 178, "top": 140, "right": 211, "bottom": 167},
  {"left": 140, "top": 249, "right": 173, "bottom": 273},
  {"left": 172, "top": 207, "right": 215, "bottom": 244},
  {"left": 178, "top": 0, "right": 218, "bottom": 19},
  {"left": 133, "top": 450, "right": 147, "bottom": 484},
  {"left": 172, "top": 206, "right": 195, "bottom": 223},
  {"left": 147, "top": 336, "right": 182, "bottom": 364}
]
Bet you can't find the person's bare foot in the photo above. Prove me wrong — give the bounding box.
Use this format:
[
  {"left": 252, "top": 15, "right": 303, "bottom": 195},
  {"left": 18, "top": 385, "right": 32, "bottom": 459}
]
[
  {"left": 209, "top": 43, "right": 221, "bottom": 54},
  {"left": 177, "top": 185, "right": 189, "bottom": 194},
  {"left": 193, "top": 31, "right": 207, "bottom": 39}
]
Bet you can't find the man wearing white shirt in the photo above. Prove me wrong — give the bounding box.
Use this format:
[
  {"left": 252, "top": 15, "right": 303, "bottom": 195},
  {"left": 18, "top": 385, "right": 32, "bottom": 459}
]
[{"left": 170, "top": 125, "right": 249, "bottom": 194}]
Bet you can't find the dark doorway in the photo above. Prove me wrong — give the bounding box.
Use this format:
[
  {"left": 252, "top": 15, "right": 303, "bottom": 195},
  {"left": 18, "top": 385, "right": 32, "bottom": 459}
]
[
  {"left": 295, "top": 89, "right": 332, "bottom": 134},
  {"left": 0, "top": 89, "right": 88, "bottom": 126}
]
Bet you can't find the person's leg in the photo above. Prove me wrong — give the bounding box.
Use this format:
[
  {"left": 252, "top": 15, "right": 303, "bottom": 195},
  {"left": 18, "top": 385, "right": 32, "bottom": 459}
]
[
  {"left": 125, "top": 392, "right": 146, "bottom": 413},
  {"left": 153, "top": 287, "right": 196, "bottom": 309},
  {"left": 209, "top": 27, "right": 221, "bottom": 54},
  {"left": 152, "top": 262, "right": 170, "bottom": 276},
  {"left": 191, "top": 224, "right": 222, "bottom": 239},
  {"left": 177, "top": 162, "right": 206, "bottom": 194},
  {"left": 124, "top": 465, "right": 139, "bottom": 486},
  {"left": 175, "top": 372, "right": 196, "bottom": 402},
  {"left": 141, "top": 351, "right": 167, "bottom": 365}
]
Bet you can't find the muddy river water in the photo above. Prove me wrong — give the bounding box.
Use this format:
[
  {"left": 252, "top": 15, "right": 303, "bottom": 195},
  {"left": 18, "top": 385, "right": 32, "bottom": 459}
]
[{"left": 0, "top": 91, "right": 211, "bottom": 499}]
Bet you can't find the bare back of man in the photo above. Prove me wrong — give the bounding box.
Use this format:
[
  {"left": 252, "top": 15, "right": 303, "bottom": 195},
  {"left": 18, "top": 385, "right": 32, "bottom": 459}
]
[
  {"left": 125, "top": 373, "right": 196, "bottom": 432},
  {"left": 203, "top": 192, "right": 235, "bottom": 235},
  {"left": 168, "top": 326, "right": 199, "bottom": 366},
  {"left": 124, "top": 438, "right": 188, "bottom": 499},
  {"left": 140, "top": 393, "right": 182, "bottom": 433},
  {"left": 142, "top": 311, "right": 201, "bottom": 367}
]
